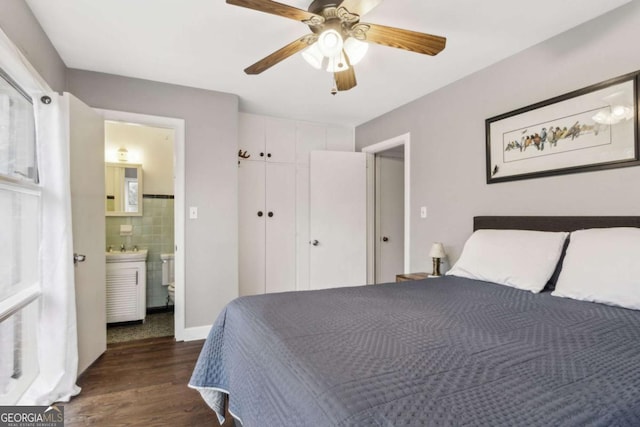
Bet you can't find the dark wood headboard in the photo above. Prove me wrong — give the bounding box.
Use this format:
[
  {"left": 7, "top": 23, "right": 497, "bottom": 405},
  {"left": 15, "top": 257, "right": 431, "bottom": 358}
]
[{"left": 474, "top": 216, "right": 640, "bottom": 232}]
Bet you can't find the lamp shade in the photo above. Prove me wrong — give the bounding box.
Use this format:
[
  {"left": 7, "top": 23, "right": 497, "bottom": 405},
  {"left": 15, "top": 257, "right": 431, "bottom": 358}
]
[
  {"left": 301, "top": 43, "right": 323, "bottom": 70},
  {"left": 317, "top": 29, "right": 343, "bottom": 58},
  {"left": 343, "top": 37, "right": 368, "bottom": 65},
  {"left": 429, "top": 242, "right": 446, "bottom": 258}
]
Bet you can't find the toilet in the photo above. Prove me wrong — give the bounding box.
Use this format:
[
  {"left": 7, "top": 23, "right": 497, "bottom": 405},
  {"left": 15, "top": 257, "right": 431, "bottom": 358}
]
[{"left": 160, "top": 253, "right": 175, "bottom": 304}]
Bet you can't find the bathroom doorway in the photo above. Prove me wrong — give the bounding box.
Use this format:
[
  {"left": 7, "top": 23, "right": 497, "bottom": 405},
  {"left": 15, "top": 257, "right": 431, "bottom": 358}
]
[{"left": 99, "top": 109, "right": 186, "bottom": 342}]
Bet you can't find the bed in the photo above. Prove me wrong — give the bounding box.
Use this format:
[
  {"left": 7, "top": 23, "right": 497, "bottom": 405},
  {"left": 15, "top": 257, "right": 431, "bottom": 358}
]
[{"left": 190, "top": 216, "right": 640, "bottom": 426}]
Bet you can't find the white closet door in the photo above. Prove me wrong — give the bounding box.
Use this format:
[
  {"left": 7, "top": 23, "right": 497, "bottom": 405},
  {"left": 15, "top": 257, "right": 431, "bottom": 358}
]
[
  {"left": 239, "top": 113, "right": 265, "bottom": 160},
  {"left": 265, "top": 163, "right": 296, "bottom": 293},
  {"left": 309, "top": 151, "right": 367, "bottom": 290},
  {"left": 266, "top": 117, "right": 296, "bottom": 163},
  {"left": 238, "top": 160, "right": 266, "bottom": 296}
]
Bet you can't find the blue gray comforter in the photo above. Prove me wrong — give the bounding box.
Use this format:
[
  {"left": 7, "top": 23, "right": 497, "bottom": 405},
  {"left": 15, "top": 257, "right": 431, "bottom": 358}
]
[{"left": 189, "top": 277, "right": 640, "bottom": 426}]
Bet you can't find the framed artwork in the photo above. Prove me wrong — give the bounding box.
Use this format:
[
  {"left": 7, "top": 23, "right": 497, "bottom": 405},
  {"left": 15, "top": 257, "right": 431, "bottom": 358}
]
[{"left": 486, "top": 71, "right": 639, "bottom": 184}]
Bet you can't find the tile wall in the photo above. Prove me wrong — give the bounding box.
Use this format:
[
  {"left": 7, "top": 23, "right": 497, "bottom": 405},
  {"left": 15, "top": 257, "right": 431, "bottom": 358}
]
[{"left": 106, "top": 196, "right": 174, "bottom": 308}]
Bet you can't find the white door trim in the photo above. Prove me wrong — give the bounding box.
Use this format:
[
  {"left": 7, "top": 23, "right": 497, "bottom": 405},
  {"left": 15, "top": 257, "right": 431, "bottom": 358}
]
[
  {"left": 95, "top": 109, "right": 187, "bottom": 341},
  {"left": 362, "top": 133, "right": 411, "bottom": 282}
]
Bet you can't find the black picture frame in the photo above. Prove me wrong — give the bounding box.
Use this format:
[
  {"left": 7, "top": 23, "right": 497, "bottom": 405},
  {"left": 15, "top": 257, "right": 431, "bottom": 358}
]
[{"left": 486, "top": 71, "right": 640, "bottom": 184}]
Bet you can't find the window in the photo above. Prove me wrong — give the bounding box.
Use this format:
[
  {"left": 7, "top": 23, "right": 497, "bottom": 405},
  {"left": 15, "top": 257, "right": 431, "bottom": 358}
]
[
  {"left": 0, "top": 68, "right": 41, "bottom": 405},
  {"left": 124, "top": 170, "right": 138, "bottom": 213},
  {"left": 0, "top": 69, "right": 37, "bottom": 182}
]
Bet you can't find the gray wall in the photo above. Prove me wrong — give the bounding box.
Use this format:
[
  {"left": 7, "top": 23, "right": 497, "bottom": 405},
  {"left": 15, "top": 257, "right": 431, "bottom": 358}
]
[
  {"left": 356, "top": 2, "right": 640, "bottom": 272},
  {"left": 0, "top": 0, "right": 66, "bottom": 92},
  {"left": 0, "top": 2, "right": 240, "bottom": 329},
  {"left": 67, "top": 70, "right": 239, "bottom": 328}
]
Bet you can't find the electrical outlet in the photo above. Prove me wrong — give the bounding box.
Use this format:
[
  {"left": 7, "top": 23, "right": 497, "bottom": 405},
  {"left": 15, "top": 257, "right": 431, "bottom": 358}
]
[
  {"left": 420, "top": 206, "right": 427, "bottom": 219},
  {"left": 189, "top": 206, "right": 198, "bottom": 219}
]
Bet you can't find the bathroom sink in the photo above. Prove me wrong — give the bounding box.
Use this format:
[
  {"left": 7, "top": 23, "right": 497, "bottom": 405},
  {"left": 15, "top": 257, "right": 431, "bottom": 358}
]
[{"left": 106, "top": 249, "right": 148, "bottom": 263}]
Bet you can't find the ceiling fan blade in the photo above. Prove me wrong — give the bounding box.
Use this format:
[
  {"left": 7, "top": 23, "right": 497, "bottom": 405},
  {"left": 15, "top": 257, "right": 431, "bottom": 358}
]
[
  {"left": 244, "top": 35, "right": 313, "bottom": 75},
  {"left": 333, "top": 50, "right": 358, "bottom": 91},
  {"left": 361, "top": 23, "right": 446, "bottom": 56},
  {"left": 227, "top": 0, "right": 323, "bottom": 23},
  {"left": 335, "top": 52, "right": 357, "bottom": 91},
  {"left": 338, "top": 0, "right": 382, "bottom": 17},
  {"left": 335, "top": 66, "right": 357, "bottom": 91}
]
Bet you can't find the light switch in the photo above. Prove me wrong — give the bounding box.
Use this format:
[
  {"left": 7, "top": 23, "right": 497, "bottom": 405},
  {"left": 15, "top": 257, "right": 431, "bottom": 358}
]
[
  {"left": 189, "top": 206, "right": 198, "bottom": 219},
  {"left": 420, "top": 206, "right": 427, "bottom": 219}
]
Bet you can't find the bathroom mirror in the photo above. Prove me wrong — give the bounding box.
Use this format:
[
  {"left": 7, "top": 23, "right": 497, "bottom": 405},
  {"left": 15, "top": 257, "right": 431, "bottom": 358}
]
[{"left": 105, "top": 163, "right": 143, "bottom": 216}]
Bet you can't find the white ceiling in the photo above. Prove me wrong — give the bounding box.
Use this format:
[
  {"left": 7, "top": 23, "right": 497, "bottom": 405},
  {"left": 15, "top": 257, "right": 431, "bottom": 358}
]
[{"left": 26, "top": 0, "right": 629, "bottom": 127}]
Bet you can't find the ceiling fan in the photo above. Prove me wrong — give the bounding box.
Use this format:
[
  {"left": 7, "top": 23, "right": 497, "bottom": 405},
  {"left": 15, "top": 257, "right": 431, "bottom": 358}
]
[{"left": 227, "top": 0, "right": 447, "bottom": 93}]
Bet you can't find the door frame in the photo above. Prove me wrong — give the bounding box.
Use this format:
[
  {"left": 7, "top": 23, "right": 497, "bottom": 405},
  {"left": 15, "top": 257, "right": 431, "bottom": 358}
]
[
  {"left": 374, "top": 154, "right": 404, "bottom": 284},
  {"left": 95, "top": 109, "right": 187, "bottom": 341},
  {"left": 362, "top": 133, "right": 411, "bottom": 283}
]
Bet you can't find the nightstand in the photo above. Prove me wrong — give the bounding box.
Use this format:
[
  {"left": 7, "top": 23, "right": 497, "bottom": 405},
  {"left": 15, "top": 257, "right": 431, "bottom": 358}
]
[{"left": 396, "top": 272, "right": 430, "bottom": 282}]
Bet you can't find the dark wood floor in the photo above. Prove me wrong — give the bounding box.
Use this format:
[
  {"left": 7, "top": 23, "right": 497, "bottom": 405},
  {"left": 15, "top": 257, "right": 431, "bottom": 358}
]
[{"left": 64, "top": 337, "right": 232, "bottom": 426}]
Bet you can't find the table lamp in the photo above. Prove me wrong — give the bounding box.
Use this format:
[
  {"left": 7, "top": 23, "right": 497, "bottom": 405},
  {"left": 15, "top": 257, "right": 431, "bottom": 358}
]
[{"left": 429, "top": 242, "right": 446, "bottom": 277}]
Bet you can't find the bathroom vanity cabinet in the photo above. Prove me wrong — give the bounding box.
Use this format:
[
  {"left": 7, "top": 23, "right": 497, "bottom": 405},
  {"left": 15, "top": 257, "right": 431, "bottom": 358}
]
[{"left": 106, "top": 253, "right": 147, "bottom": 323}]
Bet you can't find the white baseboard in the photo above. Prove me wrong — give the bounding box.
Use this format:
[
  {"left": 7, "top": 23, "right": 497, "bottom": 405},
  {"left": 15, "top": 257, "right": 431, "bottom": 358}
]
[{"left": 178, "top": 324, "right": 211, "bottom": 342}]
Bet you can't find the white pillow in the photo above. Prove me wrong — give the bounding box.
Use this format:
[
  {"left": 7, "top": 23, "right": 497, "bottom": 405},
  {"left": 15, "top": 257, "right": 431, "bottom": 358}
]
[
  {"left": 552, "top": 228, "right": 640, "bottom": 310},
  {"left": 446, "top": 229, "right": 568, "bottom": 293}
]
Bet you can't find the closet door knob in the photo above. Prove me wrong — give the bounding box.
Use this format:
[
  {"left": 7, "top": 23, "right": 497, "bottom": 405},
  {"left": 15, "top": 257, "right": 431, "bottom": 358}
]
[
  {"left": 311, "top": 240, "right": 319, "bottom": 246},
  {"left": 268, "top": 211, "right": 274, "bottom": 218},
  {"left": 260, "top": 152, "right": 264, "bottom": 157},
  {"left": 257, "top": 211, "right": 263, "bottom": 217},
  {"left": 382, "top": 236, "right": 389, "bottom": 242},
  {"left": 267, "top": 153, "right": 272, "bottom": 158}
]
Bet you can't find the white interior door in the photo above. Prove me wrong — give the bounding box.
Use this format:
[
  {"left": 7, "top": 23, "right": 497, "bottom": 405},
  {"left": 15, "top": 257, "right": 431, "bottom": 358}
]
[
  {"left": 68, "top": 93, "right": 106, "bottom": 374},
  {"left": 238, "top": 160, "right": 266, "bottom": 296},
  {"left": 375, "top": 156, "right": 405, "bottom": 283},
  {"left": 309, "top": 151, "right": 367, "bottom": 290},
  {"left": 265, "top": 163, "right": 296, "bottom": 293}
]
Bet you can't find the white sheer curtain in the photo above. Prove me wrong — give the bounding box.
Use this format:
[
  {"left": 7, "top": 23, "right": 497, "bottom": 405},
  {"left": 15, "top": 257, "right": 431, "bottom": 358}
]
[
  {"left": 0, "top": 27, "right": 80, "bottom": 404},
  {"left": 20, "top": 93, "right": 80, "bottom": 404}
]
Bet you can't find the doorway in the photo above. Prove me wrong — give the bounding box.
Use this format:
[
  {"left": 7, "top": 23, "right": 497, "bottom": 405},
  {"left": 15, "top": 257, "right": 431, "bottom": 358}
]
[
  {"left": 374, "top": 147, "right": 405, "bottom": 283},
  {"left": 97, "top": 109, "right": 186, "bottom": 341},
  {"left": 362, "top": 133, "right": 411, "bottom": 284}
]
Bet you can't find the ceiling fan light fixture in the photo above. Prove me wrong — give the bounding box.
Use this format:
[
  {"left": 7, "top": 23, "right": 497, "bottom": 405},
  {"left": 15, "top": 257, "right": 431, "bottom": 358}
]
[
  {"left": 318, "top": 29, "right": 344, "bottom": 58},
  {"left": 302, "top": 43, "right": 324, "bottom": 69},
  {"left": 228, "top": 0, "right": 447, "bottom": 93},
  {"left": 343, "top": 37, "right": 368, "bottom": 65}
]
